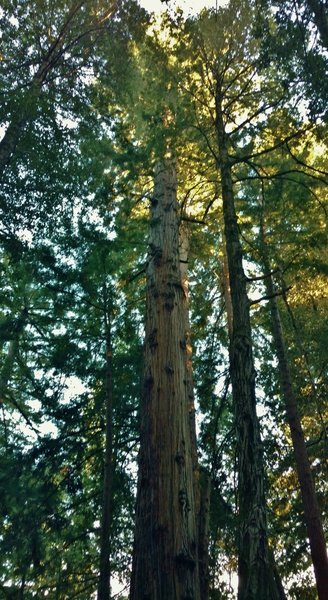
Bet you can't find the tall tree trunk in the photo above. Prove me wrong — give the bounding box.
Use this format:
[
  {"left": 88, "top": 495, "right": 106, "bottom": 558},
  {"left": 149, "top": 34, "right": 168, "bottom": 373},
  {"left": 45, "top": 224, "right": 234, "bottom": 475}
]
[
  {"left": 97, "top": 293, "right": 114, "bottom": 600},
  {"left": 179, "top": 223, "right": 210, "bottom": 600},
  {"left": 281, "top": 291, "right": 328, "bottom": 455},
  {"left": 260, "top": 224, "right": 328, "bottom": 600},
  {"left": 215, "top": 86, "right": 283, "bottom": 600},
  {"left": 179, "top": 224, "right": 199, "bottom": 497},
  {"left": 130, "top": 161, "right": 200, "bottom": 600},
  {"left": 198, "top": 470, "right": 211, "bottom": 600},
  {"left": 222, "top": 234, "right": 233, "bottom": 338}
]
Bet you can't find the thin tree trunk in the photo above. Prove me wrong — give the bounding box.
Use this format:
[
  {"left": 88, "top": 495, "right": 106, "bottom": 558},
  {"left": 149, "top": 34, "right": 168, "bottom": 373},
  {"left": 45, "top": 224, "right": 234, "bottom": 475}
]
[
  {"left": 180, "top": 223, "right": 210, "bottom": 600},
  {"left": 260, "top": 225, "right": 328, "bottom": 600},
  {"left": 281, "top": 291, "right": 328, "bottom": 455},
  {"left": 19, "top": 572, "right": 26, "bottom": 600},
  {"left": 198, "top": 470, "right": 211, "bottom": 600},
  {"left": 179, "top": 223, "right": 199, "bottom": 493},
  {"left": 222, "top": 234, "right": 233, "bottom": 338},
  {"left": 130, "top": 161, "right": 200, "bottom": 600},
  {"left": 215, "top": 85, "right": 283, "bottom": 600},
  {"left": 97, "top": 293, "right": 114, "bottom": 600},
  {"left": 268, "top": 549, "right": 288, "bottom": 600}
]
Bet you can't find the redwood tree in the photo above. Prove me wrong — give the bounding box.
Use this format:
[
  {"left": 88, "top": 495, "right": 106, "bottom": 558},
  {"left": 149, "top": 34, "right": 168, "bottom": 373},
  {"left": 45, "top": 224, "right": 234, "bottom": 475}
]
[{"left": 130, "top": 160, "right": 200, "bottom": 600}]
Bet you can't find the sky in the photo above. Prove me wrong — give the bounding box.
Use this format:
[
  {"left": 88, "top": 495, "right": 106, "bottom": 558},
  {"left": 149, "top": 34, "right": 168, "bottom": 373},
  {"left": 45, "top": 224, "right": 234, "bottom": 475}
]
[{"left": 139, "top": 0, "right": 227, "bottom": 16}]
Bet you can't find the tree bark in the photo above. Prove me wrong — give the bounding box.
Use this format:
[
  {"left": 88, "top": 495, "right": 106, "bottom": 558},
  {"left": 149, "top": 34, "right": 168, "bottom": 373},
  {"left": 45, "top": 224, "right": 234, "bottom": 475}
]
[
  {"left": 222, "top": 234, "right": 233, "bottom": 338},
  {"left": 97, "top": 292, "right": 114, "bottom": 600},
  {"left": 215, "top": 84, "right": 283, "bottom": 600},
  {"left": 198, "top": 470, "right": 211, "bottom": 600},
  {"left": 179, "top": 224, "right": 210, "bottom": 600},
  {"left": 179, "top": 224, "right": 199, "bottom": 498},
  {"left": 260, "top": 226, "right": 328, "bottom": 600},
  {"left": 130, "top": 161, "right": 200, "bottom": 600}
]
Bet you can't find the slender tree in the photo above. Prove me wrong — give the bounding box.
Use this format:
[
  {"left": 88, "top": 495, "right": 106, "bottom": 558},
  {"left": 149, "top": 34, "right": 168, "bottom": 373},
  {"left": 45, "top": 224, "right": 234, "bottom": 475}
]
[
  {"left": 179, "top": 222, "right": 211, "bottom": 600},
  {"left": 98, "top": 284, "right": 115, "bottom": 600},
  {"left": 215, "top": 85, "right": 282, "bottom": 600},
  {"left": 259, "top": 201, "right": 328, "bottom": 600}
]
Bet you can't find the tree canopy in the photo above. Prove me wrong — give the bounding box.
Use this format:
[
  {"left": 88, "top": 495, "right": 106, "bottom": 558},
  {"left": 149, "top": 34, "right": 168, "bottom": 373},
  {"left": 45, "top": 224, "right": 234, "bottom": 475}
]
[{"left": 0, "top": 1, "right": 327, "bottom": 599}]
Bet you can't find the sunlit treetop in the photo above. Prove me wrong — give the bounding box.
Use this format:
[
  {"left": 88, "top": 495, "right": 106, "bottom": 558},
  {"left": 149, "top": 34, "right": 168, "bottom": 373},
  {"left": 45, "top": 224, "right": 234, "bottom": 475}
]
[{"left": 139, "top": 0, "right": 228, "bottom": 16}]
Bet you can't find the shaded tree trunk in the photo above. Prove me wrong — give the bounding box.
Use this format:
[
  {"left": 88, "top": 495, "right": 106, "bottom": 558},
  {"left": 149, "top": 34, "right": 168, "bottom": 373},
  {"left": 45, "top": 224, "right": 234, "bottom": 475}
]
[
  {"left": 281, "top": 291, "right": 328, "bottom": 455},
  {"left": 260, "top": 224, "right": 328, "bottom": 600},
  {"left": 97, "top": 290, "right": 114, "bottom": 600},
  {"left": 179, "top": 224, "right": 199, "bottom": 497},
  {"left": 221, "top": 235, "right": 233, "bottom": 338},
  {"left": 179, "top": 223, "right": 210, "bottom": 600},
  {"left": 130, "top": 161, "right": 200, "bottom": 600},
  {"left": 215, "top": 84, "right": 283, "bottom": 600},
  {"left": 198, "top": 470, "right": 211, "bottom": 600}
]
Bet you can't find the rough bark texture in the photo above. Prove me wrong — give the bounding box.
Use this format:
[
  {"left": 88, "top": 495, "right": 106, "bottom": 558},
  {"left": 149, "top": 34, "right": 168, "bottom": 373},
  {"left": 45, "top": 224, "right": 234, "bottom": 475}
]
[
  {"left": 261, "top": 234, "right": 328, "bottom": 600},
  {"left": 179, "top": 224, "right": 210, "bottom": 600},
  {"left": 97, "top": 299, "right": 114, "bottom": 600},
  {"left": 130, "top": 162, "right": 200, "bottom": 600},
  {"left": 179, "top": 224, "right": 199, "bottom": 497},
  {"left": 222, "top": 236, "right": 233, "bottom": 338},
  {"left": 198, "top": 471, "right": 211, "bottom": 600},
  {"left": 215, "top": 89, "right": 283, "bottom": 600}
]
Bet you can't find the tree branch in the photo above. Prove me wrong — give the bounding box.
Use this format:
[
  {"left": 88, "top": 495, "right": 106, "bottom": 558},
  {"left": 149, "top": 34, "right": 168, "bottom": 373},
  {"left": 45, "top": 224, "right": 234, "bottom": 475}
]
[
  {"left": 249, "top": 287, "right": 292, "bottom": 306},
  {"left": 233, "top": 126, "right": 313, "bottom": 163}
]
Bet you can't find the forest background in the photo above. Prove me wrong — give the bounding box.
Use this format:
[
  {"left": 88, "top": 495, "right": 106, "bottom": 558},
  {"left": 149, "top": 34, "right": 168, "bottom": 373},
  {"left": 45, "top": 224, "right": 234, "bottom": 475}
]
[{"left": 0, "top": 0, "right": 327, "bottom": 598}]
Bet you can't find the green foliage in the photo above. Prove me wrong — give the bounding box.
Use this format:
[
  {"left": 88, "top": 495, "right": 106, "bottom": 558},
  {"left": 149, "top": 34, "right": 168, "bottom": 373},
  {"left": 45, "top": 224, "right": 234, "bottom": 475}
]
[
  {"left": 254, "top": 0, "right": 328, "bottom": 119},
  {"left": 0, "top": 0, "right": 327, "bottom": 597}
]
